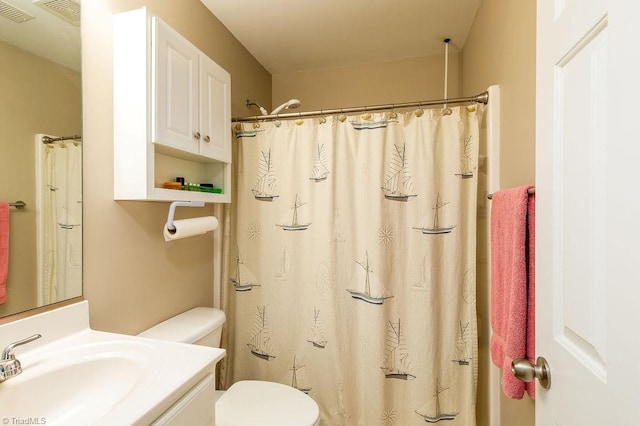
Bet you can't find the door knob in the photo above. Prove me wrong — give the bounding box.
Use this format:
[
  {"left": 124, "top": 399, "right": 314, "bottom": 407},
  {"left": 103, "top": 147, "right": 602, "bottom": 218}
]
[
  {"left": 511, "top": 356, "right": 551, "bottom": 389},
  {"left": 204, "top": 135, "right": 210, "bottom": 142},
  {"left": 194, "top": 132, "right": 201, "bottom": 140}
]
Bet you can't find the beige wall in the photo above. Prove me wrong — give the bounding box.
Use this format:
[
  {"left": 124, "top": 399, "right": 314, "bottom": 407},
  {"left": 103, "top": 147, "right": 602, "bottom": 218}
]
[
  {"left": 82, "top": 0, "right": 270, "bottom": 334},
  {"left": 0, "top": 41, "right": 81, "bottom": 317},
  {"left": 463, "top": 0, "right": 536, "bottom": 189},
  {"left": 273, "top": 52, "right": 461, "bottom": 112},
  {"left": 462, "top": 0, "right": 536, "bottom": 425}
]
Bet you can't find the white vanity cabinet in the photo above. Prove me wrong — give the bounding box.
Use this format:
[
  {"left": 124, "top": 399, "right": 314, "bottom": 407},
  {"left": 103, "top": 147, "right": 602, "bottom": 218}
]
[
  {"left": 114, "top": 7, "right": 231, "bottom": 203},
  {"left": 151, "top": 373, "right": 216, "bottom": 425}
]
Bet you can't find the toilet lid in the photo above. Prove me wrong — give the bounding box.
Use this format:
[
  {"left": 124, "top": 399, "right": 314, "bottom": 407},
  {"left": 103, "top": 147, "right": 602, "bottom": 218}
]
[{"left": 215, "top": 380, "right": 320, "bottom": 426}]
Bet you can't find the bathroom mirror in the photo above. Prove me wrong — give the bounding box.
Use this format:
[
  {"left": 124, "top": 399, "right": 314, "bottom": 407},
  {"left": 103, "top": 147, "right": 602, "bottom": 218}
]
[{"left": 0, "top": 0, "right": 82, "bottom": 318}]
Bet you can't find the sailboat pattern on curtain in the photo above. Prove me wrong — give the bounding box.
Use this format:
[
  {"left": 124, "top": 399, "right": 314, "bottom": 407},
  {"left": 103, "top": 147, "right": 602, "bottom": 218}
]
[
  {"left": 307, "top": 307, "right": 327, "bottom": 348},
  {"left": 413, "top": 193, "right": 456, "bottom": 234},
  {"left": 415, "top": 378, "right": 459, "bottom": 423},
  {"left": 252, "top": 149, "right": 278, "bottom": 201},
  {"left": 455, "top": 135, "right": 476, "bottom": 179},
  {"left": 350, "top": 111, "right": 391, "bottom": 130},
  {"left": 381, "top": 143, "right": 417, "bottom": 201},
  {"left": 229, "top": 106, "right": 481, "bottom": 425},
  {"left": 247, "top": 305, "right": 276, "bottom": 360},
  {"left": 451, "top": 321, "right": 472, "bottom": 366},
  {"left": 276, "top": 194, "right": 311, "bottom": 231},
  {"left": 229, "top": 249, "right": 260, "bottom": 292},
  {"left": 309, "top": 142, "right": 330, "bottom": 182},
  {"left": 381, "top": 319, "right": 416, "bottom": 379},
  {"left": 290, "top": 355, "right": 312, "bottom": 393},
  {"left": 346, "top": 251, "right": 394, "bottom": 305}
]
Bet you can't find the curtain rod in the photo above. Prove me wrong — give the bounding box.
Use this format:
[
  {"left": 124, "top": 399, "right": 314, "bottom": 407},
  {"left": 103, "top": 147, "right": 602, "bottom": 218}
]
[
  {"left": 232, "top": 91, "right": 489, "bottom": 122},
  {"left": 41, "top": 135, "right": 82, "bottom": 144}
]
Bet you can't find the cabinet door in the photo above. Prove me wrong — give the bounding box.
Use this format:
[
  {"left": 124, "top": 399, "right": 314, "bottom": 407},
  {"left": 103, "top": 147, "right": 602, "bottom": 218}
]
[
  {"left": 199, "top": 56, "right": 231, "bottom": 162},
  {"left": 151, "top": 374, "right": 216, "bottom": 425},
  {"left": 153, "top": 18, "right": 199, "bottom": 154}
]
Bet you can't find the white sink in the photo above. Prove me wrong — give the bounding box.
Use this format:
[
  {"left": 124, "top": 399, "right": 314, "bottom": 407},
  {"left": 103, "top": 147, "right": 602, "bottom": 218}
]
[
  {"left": 0, "top": 302, "right": 225, "bottom": 425},
  {"left": 0, "top": 341, "right": 155, "bottom": 424}
]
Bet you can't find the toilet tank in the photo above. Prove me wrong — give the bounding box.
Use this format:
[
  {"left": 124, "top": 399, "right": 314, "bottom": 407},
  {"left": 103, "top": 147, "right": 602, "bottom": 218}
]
[{"left": 138, "top": 307, "right": 226, "bottom": 347}]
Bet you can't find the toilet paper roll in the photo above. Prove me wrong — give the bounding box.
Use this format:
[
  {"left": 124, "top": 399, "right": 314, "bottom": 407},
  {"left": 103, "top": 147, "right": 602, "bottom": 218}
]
[{"left": 163, "top": 216, "right": 218, "bottom": 241}]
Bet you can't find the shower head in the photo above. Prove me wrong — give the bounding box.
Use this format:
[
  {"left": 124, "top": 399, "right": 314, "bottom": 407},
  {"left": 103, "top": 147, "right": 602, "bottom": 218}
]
[
  {"left": 246, "top": 99, "right": 268, "bottom": 116},
  {"left": 270, "top": 99, "right": 301, "bottom": 115}
]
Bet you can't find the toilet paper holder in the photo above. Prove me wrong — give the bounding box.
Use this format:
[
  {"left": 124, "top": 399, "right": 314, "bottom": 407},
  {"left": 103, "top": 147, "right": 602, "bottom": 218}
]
[{"left": 166, "top": 201, "right": 205, "bottom": 232}]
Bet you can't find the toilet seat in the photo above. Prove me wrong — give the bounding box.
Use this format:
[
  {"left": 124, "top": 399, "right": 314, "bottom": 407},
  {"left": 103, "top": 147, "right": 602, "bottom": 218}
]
[{"left": 215, "top": 380, "right": 320, "bottom": 426}]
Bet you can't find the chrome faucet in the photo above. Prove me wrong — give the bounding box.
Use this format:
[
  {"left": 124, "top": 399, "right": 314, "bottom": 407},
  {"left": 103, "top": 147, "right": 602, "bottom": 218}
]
[{"left": 0, "top": 334, "right": 42, "bottom": 382}]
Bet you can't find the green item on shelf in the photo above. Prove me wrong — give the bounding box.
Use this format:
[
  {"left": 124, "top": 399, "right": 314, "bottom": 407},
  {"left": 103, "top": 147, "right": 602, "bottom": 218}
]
[{"left": 180, "top": 182, "right": 222, "bottom": 194}]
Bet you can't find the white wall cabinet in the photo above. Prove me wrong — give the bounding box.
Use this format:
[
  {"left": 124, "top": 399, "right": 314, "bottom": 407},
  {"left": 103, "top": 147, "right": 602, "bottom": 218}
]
[
  {"left": 114, "top": 7, "right": 231, "bottom": 203},
  {"left": 153, "top": 21, "right": 231, "bottom": 163}
]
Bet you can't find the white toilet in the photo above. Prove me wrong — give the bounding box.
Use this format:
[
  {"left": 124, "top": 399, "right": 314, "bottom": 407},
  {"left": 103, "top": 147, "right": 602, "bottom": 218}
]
[{"left": 139, "top": 307, "right": 320, "bottom": 426}]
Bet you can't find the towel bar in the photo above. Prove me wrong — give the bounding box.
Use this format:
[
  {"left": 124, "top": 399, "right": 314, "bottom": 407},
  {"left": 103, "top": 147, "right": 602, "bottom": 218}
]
[{"left": 487, "top": 188, "right": 535, "bottom": 200}]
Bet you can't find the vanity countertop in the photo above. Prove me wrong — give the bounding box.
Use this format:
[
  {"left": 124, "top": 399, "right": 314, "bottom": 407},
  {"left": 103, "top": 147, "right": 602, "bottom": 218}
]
[{"left": 0, "top": 301, "right": 225, "bottom": 425}]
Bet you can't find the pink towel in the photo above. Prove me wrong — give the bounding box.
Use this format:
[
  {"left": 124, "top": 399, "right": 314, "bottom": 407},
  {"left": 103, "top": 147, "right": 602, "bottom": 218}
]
[
  {"left": 525, "top": 192, "right": 535, "bottom": 398},
  {"left": 490, "top": 185, "right": 535, "bottom": 399},
  {"left": 0, "top": 202, "right": 9, "bottom": 304}
]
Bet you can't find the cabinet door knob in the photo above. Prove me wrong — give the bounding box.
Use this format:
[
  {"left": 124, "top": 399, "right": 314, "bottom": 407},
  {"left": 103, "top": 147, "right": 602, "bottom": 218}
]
[
  {"left": 194, "top": 132, "right": 201, "bottom": 140},
  {"left": 204, "top": 135, "right": 211, "bottom": 143}
]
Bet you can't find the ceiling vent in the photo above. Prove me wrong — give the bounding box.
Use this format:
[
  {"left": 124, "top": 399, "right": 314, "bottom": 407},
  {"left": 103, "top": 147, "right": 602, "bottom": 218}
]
[
  {"left": 0, "top": 0, "right": 35, "bottom": 23},
  {"left": 34, "top": 0, "right": 80, "bottom": 26}
]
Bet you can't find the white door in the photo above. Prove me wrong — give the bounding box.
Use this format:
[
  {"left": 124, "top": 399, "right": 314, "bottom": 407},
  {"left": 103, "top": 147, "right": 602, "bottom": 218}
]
[
  {"left": 153, "top": 17, "right": 199, "bottom": 154},
  {"left": 199, "top": 56, "right": 231, "bottom": 162},
  {"left": 536, "top": 0, "right": 640, "bottom": 424}
]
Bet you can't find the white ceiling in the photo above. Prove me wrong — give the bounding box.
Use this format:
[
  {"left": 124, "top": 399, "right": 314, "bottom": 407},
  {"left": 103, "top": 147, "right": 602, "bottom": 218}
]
[
  {"left": 201, "top": 0, "right": 481, "bottom": 75},
  {"left": 0, "top": 0, "right": 80, "bottom": 71},
  {"left": 0, "top": 1, "right": 479, "bottom": 76}
]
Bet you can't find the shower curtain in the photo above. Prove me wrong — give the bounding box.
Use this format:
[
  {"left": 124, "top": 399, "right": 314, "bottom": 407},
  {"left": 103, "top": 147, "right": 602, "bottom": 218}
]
[
  {"left": 39, "top": 138, "right": 82, "bottom": 304},
  {"left": 223, "top": 105, "right": 481, "bottom": 425}
]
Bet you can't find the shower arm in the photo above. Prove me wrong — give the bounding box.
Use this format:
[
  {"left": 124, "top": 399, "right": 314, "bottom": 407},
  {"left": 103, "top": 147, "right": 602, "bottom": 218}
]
[{"left": 246, "top": 99, "right": 268, "bottom": 116}]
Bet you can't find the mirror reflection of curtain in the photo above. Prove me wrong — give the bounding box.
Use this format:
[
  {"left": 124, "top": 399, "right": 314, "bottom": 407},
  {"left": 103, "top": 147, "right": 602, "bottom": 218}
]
[
  {"left": 223, "top": 106, "right": 482, "bottom": 425},
  {"left": 37, "top": 135, "right": 82, "bottom": 305}
]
